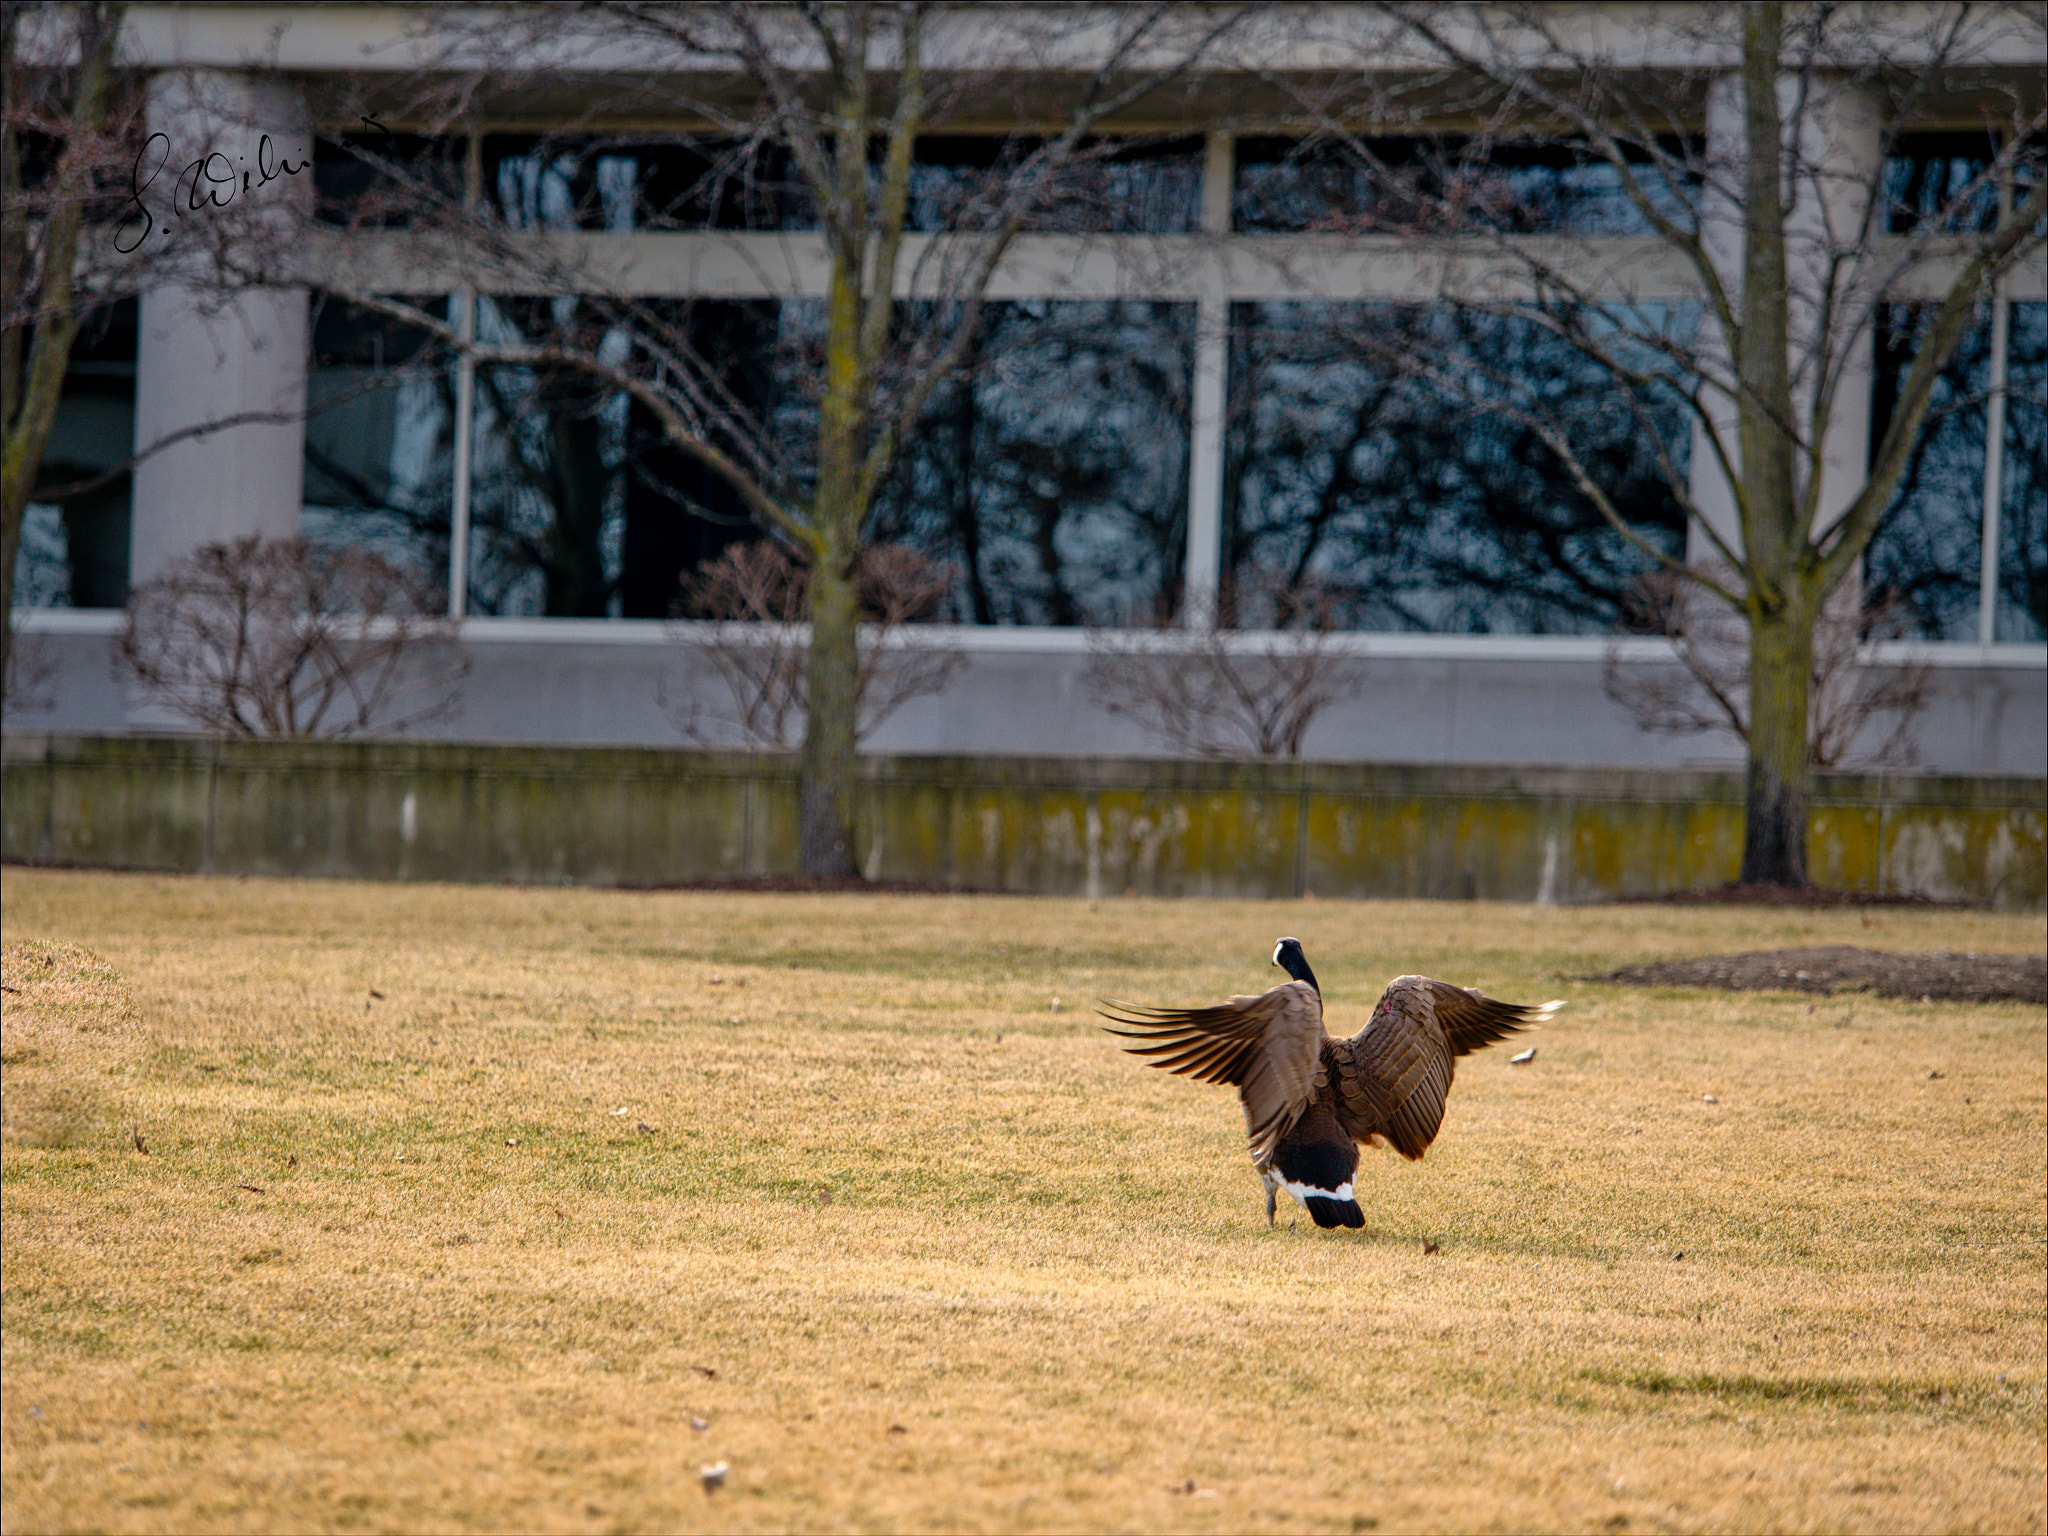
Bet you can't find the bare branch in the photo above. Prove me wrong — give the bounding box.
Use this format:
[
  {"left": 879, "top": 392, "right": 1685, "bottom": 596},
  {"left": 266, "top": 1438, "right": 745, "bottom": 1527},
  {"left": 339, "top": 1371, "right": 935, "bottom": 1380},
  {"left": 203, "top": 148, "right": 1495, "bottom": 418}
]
[
  {"left": 113, "top": 536, "right": 470, "bottom": 737},
  {"left": 1603, "top": 570, "right": 1931, "bottom": 769},
  {"left": 1084, "top": 573, "right": 1369, "bottom": 758},
  {"left": 664, "top": 539, "right": 965, "bottom": 748}
]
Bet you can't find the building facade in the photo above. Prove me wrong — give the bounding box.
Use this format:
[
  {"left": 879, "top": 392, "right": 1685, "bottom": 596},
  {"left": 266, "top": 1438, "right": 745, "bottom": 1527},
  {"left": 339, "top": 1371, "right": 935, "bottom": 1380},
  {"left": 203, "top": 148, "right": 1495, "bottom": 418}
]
[{"left": 9, "top": 2, "right": 2045, "bottom": 772}]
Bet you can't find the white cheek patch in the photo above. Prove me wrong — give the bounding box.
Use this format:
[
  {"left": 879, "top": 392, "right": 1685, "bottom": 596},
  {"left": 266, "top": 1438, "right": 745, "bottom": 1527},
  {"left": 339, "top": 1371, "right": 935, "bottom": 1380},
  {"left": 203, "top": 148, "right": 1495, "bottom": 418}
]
[{"left": 1281, "top": 1176, "right": 1355, "bottom": 1206}]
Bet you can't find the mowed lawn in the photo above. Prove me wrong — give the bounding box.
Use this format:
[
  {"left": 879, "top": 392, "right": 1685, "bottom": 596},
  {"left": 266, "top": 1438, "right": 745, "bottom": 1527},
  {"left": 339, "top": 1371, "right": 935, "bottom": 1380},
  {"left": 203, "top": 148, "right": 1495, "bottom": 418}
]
[{"left": 2, "top": 868, "right": 2043, "bottom": 1536}]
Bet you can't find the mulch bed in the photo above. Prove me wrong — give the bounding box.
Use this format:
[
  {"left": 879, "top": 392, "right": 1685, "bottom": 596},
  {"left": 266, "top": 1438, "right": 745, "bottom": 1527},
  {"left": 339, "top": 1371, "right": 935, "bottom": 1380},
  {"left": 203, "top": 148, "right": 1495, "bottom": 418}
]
[
  {"left": 1592, "top": 945, "right": 2045, "bottom": 1005},
  {"left": 1612, "top": 882, "right": 1962, "bottom": 908}
]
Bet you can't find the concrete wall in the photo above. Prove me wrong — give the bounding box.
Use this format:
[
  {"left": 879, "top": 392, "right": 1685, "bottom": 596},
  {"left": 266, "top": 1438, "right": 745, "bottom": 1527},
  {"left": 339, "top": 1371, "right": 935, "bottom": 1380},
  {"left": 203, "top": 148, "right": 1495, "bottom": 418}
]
[
  {"left": 11, "top": 611, "right": 2046, "bottom": 776},
  {"left": 4, "top": 733, "right": 2040, "bottom": 906}
]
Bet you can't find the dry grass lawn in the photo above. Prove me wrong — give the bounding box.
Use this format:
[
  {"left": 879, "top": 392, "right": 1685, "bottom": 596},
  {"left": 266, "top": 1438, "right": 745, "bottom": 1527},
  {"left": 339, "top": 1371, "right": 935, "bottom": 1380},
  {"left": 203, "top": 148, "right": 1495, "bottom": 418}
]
[{"left": 2, "top": 866, "right": 2043, "bottom": 1535}]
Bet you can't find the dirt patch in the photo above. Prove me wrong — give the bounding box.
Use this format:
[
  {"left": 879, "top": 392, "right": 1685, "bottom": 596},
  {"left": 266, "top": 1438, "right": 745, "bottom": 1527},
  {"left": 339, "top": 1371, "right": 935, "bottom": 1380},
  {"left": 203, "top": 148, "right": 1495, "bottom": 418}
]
[
  {"left": 1593, "top": 945, "right": 2045, "bottom": 1004},
  {"left": 1612, "top": 882, "right": 1963, "bottom": 908}
]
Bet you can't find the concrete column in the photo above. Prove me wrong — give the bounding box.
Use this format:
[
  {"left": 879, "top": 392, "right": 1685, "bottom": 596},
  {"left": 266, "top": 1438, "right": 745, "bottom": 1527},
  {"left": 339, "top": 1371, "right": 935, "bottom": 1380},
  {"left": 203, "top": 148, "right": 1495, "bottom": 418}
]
[
  {"left": 1791, "top": 74, "right": 1881, "bottom": 552},
  {"left": 130, "top": 70, "right": 312, "bottom": 588},
  {"left": 1685, "top": 71, "right": 1745, "bottom": 564},
  {"left": 1686, "top": 71, "right": 1882, "bottom": 568}
]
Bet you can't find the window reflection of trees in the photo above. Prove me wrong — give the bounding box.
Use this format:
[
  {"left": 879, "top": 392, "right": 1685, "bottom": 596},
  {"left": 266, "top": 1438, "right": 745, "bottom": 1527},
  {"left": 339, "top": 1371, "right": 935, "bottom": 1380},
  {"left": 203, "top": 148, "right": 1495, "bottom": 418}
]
[
  {"left": 906, "top": 136, "right": 1202, "bottom": 234},
  {"left": 1224, "top": 302, "right": 1691, "bottom": 634},
  {"left": 477, "top": 132, "right": 1204, "bottom": 236},
  {"left": 871, "top": 301, "right": 1193, "bottom": 626},
  {"left": 312, "top": 134, "right": 466, "bottom": 229},
  {"left": 301, "top": 296, "right": 459, "bottom": 613},
  {"left": 464, "top": 296, "right": 1191, "bottom": 625},
  {"left": 14, "top": 298, "right": 135, "bottom": 610},
  {"left": 482, "top": 135, "right": 811, "bottom": 232},
  {"left": 1868, "top": 303, "right": 1992, "bottom": 641},
  {"left": 467, "top": 298, "right": 623, "bottom": 616},
  {"left": 466, "top": 296, "right": 783, "bottom": 618},
  {"left": 1232, "top": 135, "right": 1697, "bottom": 236},
  {"left": 1998, "top": 303, "right": 2045, "bottom": 642},
  {"left": 1881, "top": 132, "right": 1999, "bottom": 235},
  {"left": 462, "top": 136, "right": 1198, "bottom": 622}
]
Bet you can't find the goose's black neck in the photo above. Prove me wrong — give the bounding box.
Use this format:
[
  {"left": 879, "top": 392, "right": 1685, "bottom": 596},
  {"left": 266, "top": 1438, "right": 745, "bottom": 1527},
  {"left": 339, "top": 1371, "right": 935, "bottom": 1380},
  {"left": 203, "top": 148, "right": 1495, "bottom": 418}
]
[{"left": 1273, "top": 937, "right": 1320, "bottom": 994}]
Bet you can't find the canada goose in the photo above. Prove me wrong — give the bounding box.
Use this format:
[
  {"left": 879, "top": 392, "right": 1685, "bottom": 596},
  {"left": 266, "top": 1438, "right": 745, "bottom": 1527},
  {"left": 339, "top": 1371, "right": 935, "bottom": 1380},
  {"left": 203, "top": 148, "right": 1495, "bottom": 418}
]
[{"left": 1100, "top": 938, "right": 1562, "bottom": 1230}]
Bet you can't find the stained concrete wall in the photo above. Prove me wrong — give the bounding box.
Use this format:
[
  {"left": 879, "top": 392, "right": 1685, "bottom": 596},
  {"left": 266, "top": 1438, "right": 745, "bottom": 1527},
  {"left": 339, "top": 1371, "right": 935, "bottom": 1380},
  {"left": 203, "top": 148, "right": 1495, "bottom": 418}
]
[
  {"left": 10, "top": 613, "right": 2047, "bottom": 777},
  {"left": 3, "top": 734, "right": 2041, "bottom": 906}
]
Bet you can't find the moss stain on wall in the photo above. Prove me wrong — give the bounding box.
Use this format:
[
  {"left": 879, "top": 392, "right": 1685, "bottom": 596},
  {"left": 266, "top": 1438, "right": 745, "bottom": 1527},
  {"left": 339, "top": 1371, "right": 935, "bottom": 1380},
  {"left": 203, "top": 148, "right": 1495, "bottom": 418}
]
[{"left": 3, "top": 735, "right": 2041, "bottom": 906}]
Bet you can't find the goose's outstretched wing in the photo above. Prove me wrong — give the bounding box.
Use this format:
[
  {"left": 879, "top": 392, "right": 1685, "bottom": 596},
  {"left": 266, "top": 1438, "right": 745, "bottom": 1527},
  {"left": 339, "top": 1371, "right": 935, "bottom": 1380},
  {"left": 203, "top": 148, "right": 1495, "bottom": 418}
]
[
  {"left": 1425, "top": 979, "right": 1563, "bottom": 1057},
  {"left": 1341, "top": 977, "right": 1562, "bottom": 1161},
  {"left": 1099, "top": 980, "right": 1324, "bottom": 1161}
]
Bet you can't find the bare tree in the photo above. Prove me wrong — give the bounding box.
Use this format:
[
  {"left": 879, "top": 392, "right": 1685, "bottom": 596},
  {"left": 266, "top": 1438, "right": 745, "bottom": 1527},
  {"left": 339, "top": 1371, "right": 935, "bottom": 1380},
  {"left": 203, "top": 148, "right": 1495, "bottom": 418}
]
[
  {"left": 2, "top": 0, "right": 129, "bottom": 685},
  {"left": 269, "top": 3, "right": 1248, "bottom": 874},
  {"left": 1273, "top": 1, "right": 2046, "bottom": 884},
  {"left": 114, "top": 535, "right": 467, "bottom": 737},
  {"left": 663, "top": 539, "right": 964, "bottom": 749},
  {"left": 1603, "top": 571, "right": 1930, "bottom": 770},
  {"left": 1085, "top": 574, "right": 1369, "bottom": 758}
]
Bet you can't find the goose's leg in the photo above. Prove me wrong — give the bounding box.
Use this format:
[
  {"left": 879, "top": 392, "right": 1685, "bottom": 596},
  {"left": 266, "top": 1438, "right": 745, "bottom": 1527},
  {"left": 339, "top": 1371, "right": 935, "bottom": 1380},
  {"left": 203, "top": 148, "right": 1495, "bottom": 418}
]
[{"left": 1261, "top": 1169, "right": 1280, "bottom": 1229}]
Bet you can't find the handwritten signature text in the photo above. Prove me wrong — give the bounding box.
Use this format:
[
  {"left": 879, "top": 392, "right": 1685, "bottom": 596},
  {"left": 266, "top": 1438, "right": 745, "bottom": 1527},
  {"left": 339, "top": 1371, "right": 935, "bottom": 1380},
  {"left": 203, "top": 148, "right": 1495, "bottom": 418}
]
[{"left": 115, "top": 131, "right": 310, "bottom": 254}]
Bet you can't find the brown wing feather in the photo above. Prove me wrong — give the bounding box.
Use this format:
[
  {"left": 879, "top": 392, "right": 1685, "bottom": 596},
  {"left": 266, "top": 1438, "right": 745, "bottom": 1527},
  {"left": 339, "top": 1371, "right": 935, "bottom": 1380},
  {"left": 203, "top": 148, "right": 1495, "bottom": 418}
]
[
  {"left": 1345, "top": 976, "right": 1454, "bottom": 1160},
  {"left": 1426, "top": 978, "right": 1557, "bottom": 1056},
  {"left": 1100, "top": 981, "right": 1324, "bottom": 1160},
  {"left": 1338, "top": 976, "right": 1562, "bottom": 1160}
]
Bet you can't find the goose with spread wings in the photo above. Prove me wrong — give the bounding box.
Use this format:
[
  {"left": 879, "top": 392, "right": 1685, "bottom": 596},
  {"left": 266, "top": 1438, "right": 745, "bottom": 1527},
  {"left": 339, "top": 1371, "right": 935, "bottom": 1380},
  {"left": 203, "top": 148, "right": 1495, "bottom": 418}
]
[{"left": 1100, "top": 938, "right": 1562, "bottom": 1229}]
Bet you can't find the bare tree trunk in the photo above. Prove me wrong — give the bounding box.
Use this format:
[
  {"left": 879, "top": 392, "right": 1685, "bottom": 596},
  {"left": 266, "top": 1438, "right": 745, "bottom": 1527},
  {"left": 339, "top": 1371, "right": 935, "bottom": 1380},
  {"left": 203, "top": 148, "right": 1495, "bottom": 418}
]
[
  {"left": 1730, "top": 1, "right": 1814, "bottom": 888},
  {"left": 1741, "top": 589, "right": 1815, "bottom": 886},
  {"left": 803, "top": 272, "right": 864, "bottom": 875},
  {"left": 800, "top": 532, "right": 861, "bottom": 877},
  {"left": 794, "top": 10, "right": 886, "bottom": 880}
]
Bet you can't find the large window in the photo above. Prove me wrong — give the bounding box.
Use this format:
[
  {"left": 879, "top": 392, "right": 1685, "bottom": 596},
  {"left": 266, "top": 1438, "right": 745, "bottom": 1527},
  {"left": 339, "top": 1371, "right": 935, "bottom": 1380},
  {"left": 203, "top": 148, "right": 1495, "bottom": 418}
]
[
  {"left": 2000, "top": 303, "right": 2047, "bottom": 642},
  {"left": 1868, "top": 304, "right": 1992, "bottom": 640},
  {"left": 873, "top": 300, "right": 1194, "bottom": 625},
  {"left": 301, "top": 296, "right": 460, "bottom": 612},
  {"left": 32, "top": 126, "right": 2019, "bottom": 647},
  {"left": 1223, "top": 302, "right": 1693, "bottom": 634},
  {"left": 465, "top": 295, "right": 790, "bottom": 618},
  {"left": 1869, "top": 301, "right": 2046, "bottom": 643},
  {"left": 10, "top": 299, "right": 135, "bottom": 610},
  {"left": 461, "top": 295, "right": 1191, "bottom": 625}
]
